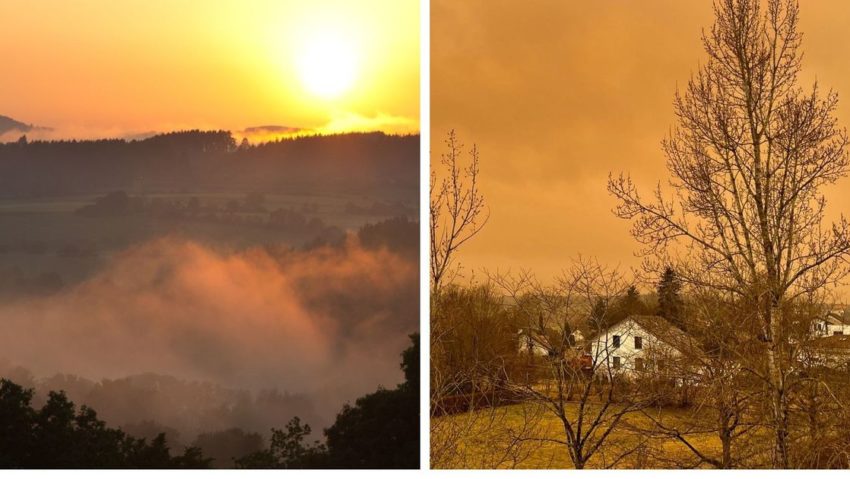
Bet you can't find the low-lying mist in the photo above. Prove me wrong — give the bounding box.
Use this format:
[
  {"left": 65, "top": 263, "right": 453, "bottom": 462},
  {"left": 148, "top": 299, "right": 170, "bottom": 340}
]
[{"left": 0, "top": 234, "right": 418, "bottom": 431}]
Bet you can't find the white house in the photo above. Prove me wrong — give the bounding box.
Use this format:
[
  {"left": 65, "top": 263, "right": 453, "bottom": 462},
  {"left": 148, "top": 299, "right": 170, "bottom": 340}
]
[
  {"left": 588, "top": 315, "right": 700, "bottom": 378},
  {"left": 811, "top": 310, "right": 850, "bottom": 337}
]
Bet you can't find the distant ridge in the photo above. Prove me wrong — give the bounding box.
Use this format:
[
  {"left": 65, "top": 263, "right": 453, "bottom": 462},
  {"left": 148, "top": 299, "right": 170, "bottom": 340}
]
[{"left": 0, "top": 129, "right": 419, "bottom": 197}]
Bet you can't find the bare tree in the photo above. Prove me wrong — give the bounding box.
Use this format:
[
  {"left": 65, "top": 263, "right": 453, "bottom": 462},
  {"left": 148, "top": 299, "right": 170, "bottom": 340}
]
[
  {"left": 638, "top": 289, "right": 767, "bottom": 468},
  {"left": 608, "top": 0, "right": 850, "bottom": 467},
  {"left": 430, "top": 130, "right": 488, "bottom": 295},
  {"left": 493, "top": 259, "right": 653, "bottom": 469},
  {"left": 430, "top": 284, "right": 544, "bottom": 469}
]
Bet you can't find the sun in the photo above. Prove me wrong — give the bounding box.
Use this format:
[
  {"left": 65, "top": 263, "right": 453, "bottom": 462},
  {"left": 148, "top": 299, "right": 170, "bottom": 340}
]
[{"left": 296, "top": 32, "right": 359, "bottom": 100}]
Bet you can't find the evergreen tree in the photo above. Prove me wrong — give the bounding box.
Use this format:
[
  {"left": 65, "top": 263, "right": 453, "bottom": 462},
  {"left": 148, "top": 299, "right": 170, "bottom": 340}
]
[
  {"left": 656, "top": 266, "right": 685, "bottom": 331},
  {"left": 614, "top": 285, "right": 648, "bottom": 322}
]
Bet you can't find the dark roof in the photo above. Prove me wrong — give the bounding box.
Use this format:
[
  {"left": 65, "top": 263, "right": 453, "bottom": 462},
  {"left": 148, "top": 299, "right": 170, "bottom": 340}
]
[
  {"left": 809, "top": 334, "right": 850, "bottom": 351},
  {"left": 824, "top": 311, "right": 850, "bottom": 326}
]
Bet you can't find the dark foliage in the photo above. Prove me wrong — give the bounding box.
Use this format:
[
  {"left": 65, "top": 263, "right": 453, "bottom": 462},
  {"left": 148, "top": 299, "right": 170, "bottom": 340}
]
[
  {"left": 0, "top": 379, "right": 211, "bottom": 468},
  {"left": 237, "top": 334, "right": 420, "bottom": 469},
  {"left": 193, "top": 428, "right": 264, "bottom": 468},
  {"left": 73, "top": 191, "right": 344, "bottom": 242},
  {"left": 588, "top": 286, "right": 649, "bottom": 333},
  {"left": 234, "top": 417, "right": 327, "bottom": 469},
  {"left": 322, "top": 333, "right": 419, "bottom": 469},
  {"left": 357, "top": 216, "right": 419, "bottom": 259},
  {"left": 0, "top": 131, "right": 418, "bottom": 197},
  {"left": 656, "top": 266, "right": 685, "bottom": 331}
]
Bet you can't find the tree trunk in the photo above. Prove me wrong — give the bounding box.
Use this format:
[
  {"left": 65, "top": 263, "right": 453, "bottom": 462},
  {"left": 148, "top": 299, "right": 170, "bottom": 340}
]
[
  {"left": 766, "top": 305, "right": 790, "bottom": 468},
  {"left": 720, "top": 414, "right": 732, "bottom": 469},
  {"left": 573, "top": 454, "right": 585, "bottom": 470}
]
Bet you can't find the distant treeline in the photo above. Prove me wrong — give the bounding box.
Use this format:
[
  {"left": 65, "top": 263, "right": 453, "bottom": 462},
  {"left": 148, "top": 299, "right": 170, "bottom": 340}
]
[
  {"left": 74, "top": 191, "right": 342, "bottom": 240},
  {"left": 0, "top": 131, "right": 419, "bottom": 197},
  {"left": 0, "top": 334, "right": 419, "bottom": 469},
  {"left": 344, "top": 200, "right": 415, "bottom": 217},
  {"left": 0, "top": 367, "right": 321, "bottom": 450},
  {"left": 0, "top": 216, "right": 418, "bottom": 297}
]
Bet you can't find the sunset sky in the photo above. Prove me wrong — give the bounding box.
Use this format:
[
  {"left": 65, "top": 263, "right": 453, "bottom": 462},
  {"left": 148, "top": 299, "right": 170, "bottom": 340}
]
[
  {"left": 433, "top": 0, "right": 850, "bottom": 297},
  {"left": 0, "top": 0, "right": 419, "bottom": 140}
]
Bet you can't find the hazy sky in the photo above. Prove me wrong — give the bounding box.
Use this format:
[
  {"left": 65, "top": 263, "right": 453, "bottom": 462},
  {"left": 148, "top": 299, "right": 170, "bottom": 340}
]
[
  {"left": 0, "top": 0, "right": 419, "bottom": 139},
  {"left": 432, "top": 0, "right": 850, "bottom": 296}
]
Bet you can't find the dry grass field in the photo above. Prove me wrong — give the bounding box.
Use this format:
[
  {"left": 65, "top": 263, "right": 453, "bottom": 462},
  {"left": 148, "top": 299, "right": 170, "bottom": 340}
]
[{"left": 432, "top": 401, "right": 769, "bottom": 469}]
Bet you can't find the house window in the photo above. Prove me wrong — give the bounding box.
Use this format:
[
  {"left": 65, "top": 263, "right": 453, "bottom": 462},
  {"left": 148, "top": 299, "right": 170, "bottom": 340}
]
[
  {"left": 834, "top": 331, "right": 844, "bottom": 336},
  {"left": 613, "top": 335, "right": 621, "bottom": 348},
  {"left": 634, "top": 336, "right": 643, "bottom": 349},
  {"left": 634, "top": 358, "right": 644, "bottom": 371},
  {"left": 612, "top": 356, "right": 621, "bottom": 369}
]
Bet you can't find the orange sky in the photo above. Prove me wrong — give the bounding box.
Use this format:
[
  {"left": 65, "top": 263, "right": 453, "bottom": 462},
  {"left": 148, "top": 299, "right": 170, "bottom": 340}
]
[
  {"left": 0, "top": 0, "right": 419, "bottom": 140},
  {"left": 432, "top": 0, "right": 850, "bottom": 298}
]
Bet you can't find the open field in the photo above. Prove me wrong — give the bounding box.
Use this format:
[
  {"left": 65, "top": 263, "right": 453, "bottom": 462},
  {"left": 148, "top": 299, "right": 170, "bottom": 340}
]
[
  {"left": 0, "top": 188, "right": 414, "bottom": 227},
  {"left": 432, "top": 401, "right": 768, "bottom": 469}
]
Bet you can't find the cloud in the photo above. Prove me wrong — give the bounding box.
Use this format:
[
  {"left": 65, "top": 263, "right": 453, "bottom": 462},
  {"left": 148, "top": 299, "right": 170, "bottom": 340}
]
[
  {"left": 0, "top": 124, "right": 191, "bottom": 143},
  {"left": 431, "top": 0, "right": 850, "bottom": 297},
  {"left": 0, "top": 236, "right": 418, "bottom": 414},
  {"left": 318, "top": 112, "right": 418, "bottom": 136},
  {"left": 235, "top": 113, "right": 419, "bottom": 144},
  {"left": 236, "top": 125, "right": 306, "bottom": 143}
]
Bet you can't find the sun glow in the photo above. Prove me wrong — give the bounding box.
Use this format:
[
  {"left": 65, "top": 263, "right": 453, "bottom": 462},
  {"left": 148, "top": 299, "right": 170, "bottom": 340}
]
[
  {"left": 296, "top": 31, "right": 359, "bottom": 100},
  {"left": 0, "top": 0, "right": 418, "bottom": 136}
]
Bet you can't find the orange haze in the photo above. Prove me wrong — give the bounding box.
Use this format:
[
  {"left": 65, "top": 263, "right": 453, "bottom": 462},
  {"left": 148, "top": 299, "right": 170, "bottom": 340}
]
[
  {"left": 0, "top": 0, "right": 419, "bottom": 139},
  {"left": 0, "top": 236, "right": 418, "bottom": 419},
  {"left": 432, "top": 0, "right": 850, "bottom": 299}
]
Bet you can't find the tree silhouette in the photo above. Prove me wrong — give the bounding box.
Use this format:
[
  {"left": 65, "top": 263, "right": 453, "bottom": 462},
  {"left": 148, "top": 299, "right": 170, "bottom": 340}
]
[
  {"left": 237, "top": 334, "right": 419, "bottom": 469},
  {"left": 0, "top": 379, "right": 211, "bottom": 468},
  {"left": 193, "top": 428, "right": 264, "bottom": 468},
  {"left": 656, "top": 266, "right": 685, "bottom": 331},
  {"left": 606, "top": 285, "right": 649, "bottom": 326},
  {"left": 430, "top": 130, "right": 488, "bottom": 294},
  {"left": 0, "top": 131, "right": 418, "bottom": 197},
  {"left": 322, "top": 333, "right": 419, "bottom": 469},
  {"left": 234, "top": 417, "right": 326, "bottom": 469}
]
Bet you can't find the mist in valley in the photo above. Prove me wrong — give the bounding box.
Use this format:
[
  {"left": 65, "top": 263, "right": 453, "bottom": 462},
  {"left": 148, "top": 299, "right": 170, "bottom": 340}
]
[{"left": 0, "top": 130, "right": 419, "bottom": 466}]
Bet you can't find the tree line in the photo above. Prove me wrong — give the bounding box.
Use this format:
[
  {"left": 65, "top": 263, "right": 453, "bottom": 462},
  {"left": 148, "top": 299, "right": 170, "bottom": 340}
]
[
  {"left": 0, "top": 131, "right": 418, "bottom": 197},
  {"left": 0, "top": 334, "right": 419, "bottom": 469}
]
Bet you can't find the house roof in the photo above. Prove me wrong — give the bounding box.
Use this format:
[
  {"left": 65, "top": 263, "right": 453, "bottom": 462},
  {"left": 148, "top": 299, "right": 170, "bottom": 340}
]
[
  {"left": 808, "top": 334, "right": 850, "bottom": 352},
  {"left": 824, "top": 311, "right": 850, "bottom": 326}
]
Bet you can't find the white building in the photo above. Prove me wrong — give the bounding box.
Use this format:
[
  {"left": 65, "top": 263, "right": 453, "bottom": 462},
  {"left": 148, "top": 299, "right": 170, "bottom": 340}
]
[
  {"left": 811, "top": 310, "right": 850, "bottom": 337},
  {"left": 588, "top": 315, "right": 700, "bottom": 378}
]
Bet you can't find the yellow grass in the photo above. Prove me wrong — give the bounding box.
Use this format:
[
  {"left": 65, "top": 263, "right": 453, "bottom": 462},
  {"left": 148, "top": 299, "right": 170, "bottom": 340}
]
[{"left": 432, "top": 402, "right": 742, "bottom": 469}]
